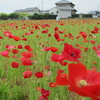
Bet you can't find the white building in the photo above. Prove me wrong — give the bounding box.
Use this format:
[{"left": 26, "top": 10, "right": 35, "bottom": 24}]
[
  {"left": 88, "top": 10, "right": 100, "bottom": 18},
  {"left": 14, "top": 0, "right": 77, "bottom": 19},
  {"left": 49, "top": 0, "right": 77, "bottom": 18}
]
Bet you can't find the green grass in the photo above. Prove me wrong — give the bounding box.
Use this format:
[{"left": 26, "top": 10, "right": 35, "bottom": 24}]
[{"left": 0, "top": 18, "right": 100, "bottom": 100}]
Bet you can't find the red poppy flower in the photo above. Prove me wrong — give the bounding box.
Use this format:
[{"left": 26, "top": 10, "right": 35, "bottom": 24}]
[
  {"left": 92, "top": 66, "right": 98, "bottom": 71},
  {"left": 21, "top": 52, "right": 33, "bottom": 58},
  {"left": 25, "top": 33, "right": 31, "bottom": 35},
  {"left": 38, "top": 96, "right": 48, "bottom": 100},
  {"left": 98, "top": 45, "right": 100, "bottom": 48},
  {"left": 49, "top": 82, "right": 57, "bottom": 88},
  {"left": 80, "top": 31, "right": 87, "bottom": 38},
  {"left": 42, "top": 29, "right": 48, "bottom": 33},
  {"left": 42, "top": 47, "right": 51, "bottom": 51},
  {"left": 51, "top": 53, "right": 64, "bottom": 62},
  {"left": 62, "top": 43, "right": 81, "bottom": 62},
  {"left": 68, "top": 63, "right": 100, "bottom": 99},
  {"left": 84, "top": 48, "right": 88, "bottom": 52},
  {"left": 4, "top": 31, "right": 14, "bottom": 38},
  {"left": 44, "top": 66, "right": 50, "bottom": 69},
  {"left": 6, "top": 45, "right": 16, "bottom": 49},
  {"left": 0, "top": 36, "right": 3, "bottom": 39},
  {"left": 36, "top": 87, "right": 41, "bottom": 91},
  {"left": 56, "top": 73, "right": 69, "bottom": 86},
  {"left": 92, "top": 46, "right": 98, "bottom": 51},
  {"left": 35, "top": 72, "right": 44, "bottom": 78},
  {"left": 23, "top": 68, "right": 32, "bottom": 78},
  {"left": 57, "top": 69, "right": 64, "bottom": 75},
  {"left": 22, "top": 38, "right": 27, "bottom": 41},
  {"left": 59, "top": 61, "right": 68, "bottom": 66},
  {"left": 12, "top": 36, "right": 21, "bottom": 41},
  {"left": 50, "top": 47, "right": 58, "bottom": 52},
  {"left": 12, "top": 49, "right": 19, "bottom": 54},
  {"left": 54, "top": 27, "right": 59, "bottom": 31},
  {"left": 56, "top": 63, "right": 100, "bottom": 99},
  {"left": 17, "top": 45, "right": 23, "bottom": 49},
  {"left": 24, "top": 45, "right": 30, "bottom": 50},
  {"left": 51, "top": 53, "right": 67, "bottom": 66},
  {"left": 54, "top": 33, "right": 61, "bottom": 41},
  {"left": 42, "top": 47, "right": 58, "bottom": 52},
  {"left": 22, "top": 58, "right": 33, "bottom": 66},
  {"left": 59, "top": 31, "right": 64, "bottom": 34},
  {"left": 11, "top": 62, "right": 19, "bottom": 68},
  {"left": 90, "top": 40, "right": 96, "bottom": 44},
  {"left": 48, "top": 34, "right": 51, "bottom": 37},
  {"left": 41, "top": 88, "right": 50, "bottom": 97}
]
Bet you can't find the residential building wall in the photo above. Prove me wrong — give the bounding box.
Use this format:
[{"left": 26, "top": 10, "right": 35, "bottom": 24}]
[
  {"left": 25, "top": 11, "right": 39, "bottom": 15},
  {"left": 59, "top": 9, "right": 71, "bottom": 18},
  {"left": 49, "top": 7, "right": 59, "bottom": 15}
]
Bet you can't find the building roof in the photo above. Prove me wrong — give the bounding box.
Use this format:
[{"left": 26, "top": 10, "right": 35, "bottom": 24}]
[
  {"left": 88, "top": 10, "right": 100, "bottom": 15},
  {"left": 55, "top": 0, "right": 75, "bottom": 6},
  {"left": 14, "top": 9, "right": 24, "bottom": 13},
  {"left": 14, "top": 7, "right": 40, "bottom": 13}
]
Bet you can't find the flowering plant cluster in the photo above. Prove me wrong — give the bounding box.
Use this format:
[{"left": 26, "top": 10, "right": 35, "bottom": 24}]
[{"left": 0, "top": 19, "right": 100, "bottom": 100}]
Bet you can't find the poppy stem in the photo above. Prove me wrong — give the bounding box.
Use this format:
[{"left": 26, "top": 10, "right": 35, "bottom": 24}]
[{"left": 76, "top": 94, "right": 82, "bottom": 100}]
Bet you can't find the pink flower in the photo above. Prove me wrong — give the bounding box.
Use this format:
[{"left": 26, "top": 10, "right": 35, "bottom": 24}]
[
  {"left": 6, "top": 45, "right": 16, "bottom": 49},
  {"left": 97, "top": 50, "right": 100, "bottom": 57},
  {"left": 0, "top": 50, "right": 9, "bottom": 58}
]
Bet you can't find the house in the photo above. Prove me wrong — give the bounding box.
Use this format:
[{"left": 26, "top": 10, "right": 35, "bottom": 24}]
[
  {"left": 49, "top": 0, "right": 77, "bottom": 18},
  {"left": 14, "top": 0, "right": 77, "bottom": 19},
  {"left": 88, "top": 10, "right": 100, "bottom": 18},
  {"left": 14, "top": 7, "right": 41, "bottom": 15}
]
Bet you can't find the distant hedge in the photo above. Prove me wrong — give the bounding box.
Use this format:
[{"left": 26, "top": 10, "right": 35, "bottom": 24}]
[
  {"left": 28, "top": 13, "right": 57, "bottom": 20},
  {"left": 0, "top": 13, "right": 8, "bottom": 20},
  {"left": 72, "top": 14, "right": 92, "bottom": 18},
  {"left": 72, "top": 14, "right": 79, "bottom": 18},
  {"left": 82, "top": 14, "right": 92, "bottom": 18},
  {"left": 0, "top": 12, "right": 93, "bottom": 20}
]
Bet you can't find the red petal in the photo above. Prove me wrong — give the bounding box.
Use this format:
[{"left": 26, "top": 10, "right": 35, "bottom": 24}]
[
  {"left": 56, "top": 73, "right": 69, "bottom": 86},
  {"left": 68, "top": 63, "right": 87, "bottom": 79}
]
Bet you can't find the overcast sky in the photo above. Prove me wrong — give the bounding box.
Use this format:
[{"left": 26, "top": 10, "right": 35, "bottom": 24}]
[{"left": 0, "top": 0, "right": 100, "bottom": 14}]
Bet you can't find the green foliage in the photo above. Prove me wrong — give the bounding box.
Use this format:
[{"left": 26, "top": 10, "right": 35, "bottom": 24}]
[
  {"left": 0, "top": 19, "right": 100, "bottom": 100},
  {"left": 28, "top": 13, "right": 57, "bottom": 20},
  {"left": 72, "top": 14, "right": 79, "bottom": 18},
  {"left": 72, "top": 14, "right": 92, "bottom": 18},
  {"left": 43, "top": 13, "right": 57, "bottom": 19},
  {"left": 0, "top": 13, "right": 8, "bottom": 20},
  {"left": 8, "top": 13, "right": 19, "bottom": 19},
  {"left": 82, "top": 14, "right": 92, "bottom": 18},
  {"left": 18, "top": 13, "right": 29, "bottom": 20},
  {"left": 56, "top": 10, "right": 59, "bottom": 14},
  {"left": 28, "top": 13, "right": 43, "bottom": 20},
  {"left": 0, "top": 83, "right": 8, "bottom": 100}
]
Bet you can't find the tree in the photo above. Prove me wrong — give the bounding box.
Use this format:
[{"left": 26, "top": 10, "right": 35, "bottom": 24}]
[
  {"left": 28, "top": 13, "right": 43, "bottom": 20},
  {"left": 18, "top": 13, "right": 29, "bottom": 19},
  {"left": 8, "top": 13, "right": 19, "bottom": 19},
  {"left": 0, "top": 13, "right": 8, "bottom": 20},
  {"left": 56, "top": 10, "right": 59, "bottom": 14}
]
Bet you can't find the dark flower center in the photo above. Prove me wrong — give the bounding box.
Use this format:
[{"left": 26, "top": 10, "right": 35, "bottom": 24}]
[{"left": 70, "top": 53, "right": 75, "bottom": 57}]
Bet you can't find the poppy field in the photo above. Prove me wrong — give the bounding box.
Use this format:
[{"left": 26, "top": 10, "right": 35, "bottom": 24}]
[{"left": 0, "top": 18, "right": 100, "bottom": 100}]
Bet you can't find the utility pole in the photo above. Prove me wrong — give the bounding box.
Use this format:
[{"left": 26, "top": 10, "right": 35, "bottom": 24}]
[{"left": 41, "top": 0, "right": 43, "bottom": 14}]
